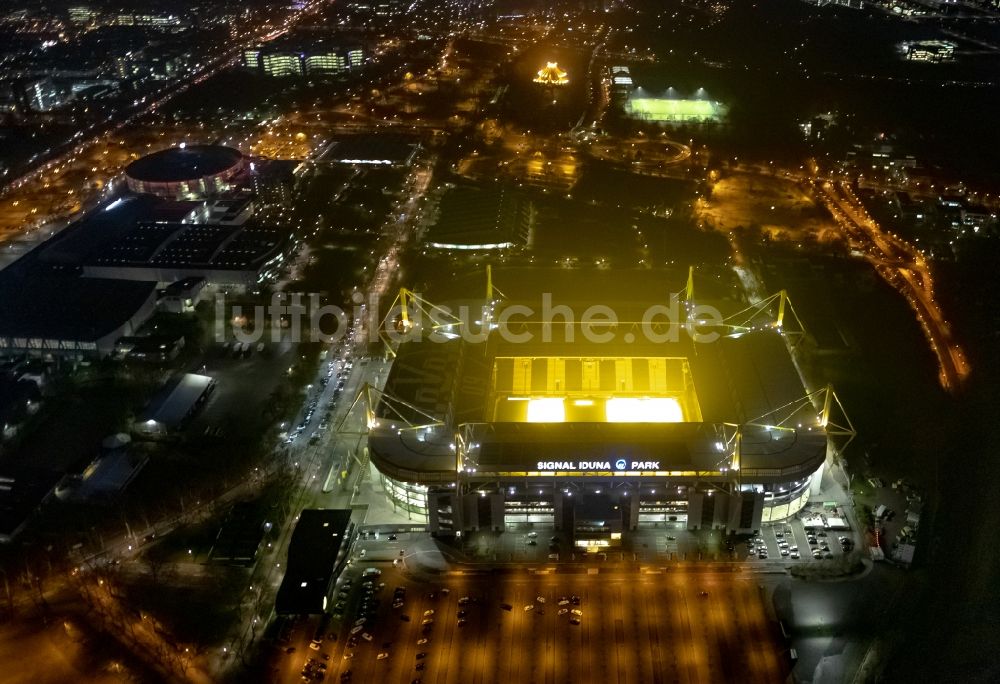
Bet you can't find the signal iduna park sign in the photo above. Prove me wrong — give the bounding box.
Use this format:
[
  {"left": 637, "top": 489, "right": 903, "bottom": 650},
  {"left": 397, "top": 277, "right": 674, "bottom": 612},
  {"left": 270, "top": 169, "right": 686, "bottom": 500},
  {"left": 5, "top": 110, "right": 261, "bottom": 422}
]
[{"left": 536, "top": 459, "right": 661, "bottom": 471}]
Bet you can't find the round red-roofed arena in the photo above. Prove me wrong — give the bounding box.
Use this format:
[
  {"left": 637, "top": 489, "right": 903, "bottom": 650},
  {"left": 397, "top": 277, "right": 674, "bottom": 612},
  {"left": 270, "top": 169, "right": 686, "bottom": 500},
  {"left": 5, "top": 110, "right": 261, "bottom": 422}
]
[{"left": 124, "top": 144, "right": 246, "bottom": 199}]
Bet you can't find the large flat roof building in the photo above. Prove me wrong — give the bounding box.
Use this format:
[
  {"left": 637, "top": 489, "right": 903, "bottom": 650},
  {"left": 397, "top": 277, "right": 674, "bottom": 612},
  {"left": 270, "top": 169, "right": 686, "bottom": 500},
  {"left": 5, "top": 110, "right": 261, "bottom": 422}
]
[
  {"left": 276, "top": 509, "right": 354, "bottom": 615},
  {"left": 39, "top": 193, "right": 288, "bottom": 288},
  {"left": 0, "top": 205, "right": 158, "bottom": 358}
]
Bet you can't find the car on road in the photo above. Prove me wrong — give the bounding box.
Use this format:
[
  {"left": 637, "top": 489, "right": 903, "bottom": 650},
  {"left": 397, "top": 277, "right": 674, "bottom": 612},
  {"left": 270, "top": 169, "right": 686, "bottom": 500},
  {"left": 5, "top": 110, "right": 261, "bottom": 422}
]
[
  {"left": 417, "top": 638, "right": 428, "bottom": 645},
  {"left": 377, "top": 652, "right": 389, "bottom": 660},
  {"left": 523, "top": 604, "right": 534, "bottom": 612},
  {"left": 423, "top": 609, "right": 434, "bottom": 617},
  {"left": 536, "top": 596, "right": 546, "bottom": 603},
  {"left": 558, "top": 608, "right": 569, "bottom": 615},
  {"left": 571, "top": 609, "right": 583, "bottom": 616}
]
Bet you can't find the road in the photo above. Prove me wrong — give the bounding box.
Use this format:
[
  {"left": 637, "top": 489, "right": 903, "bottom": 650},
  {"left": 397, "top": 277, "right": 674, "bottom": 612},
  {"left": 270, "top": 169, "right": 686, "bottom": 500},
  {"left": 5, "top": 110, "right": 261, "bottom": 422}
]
[
  {"left": 221, "top": 152, "right": 437, "bottom": 673},
  {"left": 815, "top": 180, "right": 970, "bottom": 391}
]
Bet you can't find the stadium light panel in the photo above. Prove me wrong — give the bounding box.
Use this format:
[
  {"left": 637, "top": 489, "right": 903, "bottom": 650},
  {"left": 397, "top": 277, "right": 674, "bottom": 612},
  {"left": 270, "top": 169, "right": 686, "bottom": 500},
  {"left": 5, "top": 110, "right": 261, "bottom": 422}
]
[
  {"left": 526, "top": 398, "right": 566, "bottom": 423},
  {"left": 605, "top": 397, "right": 684, "bottom": 423}
]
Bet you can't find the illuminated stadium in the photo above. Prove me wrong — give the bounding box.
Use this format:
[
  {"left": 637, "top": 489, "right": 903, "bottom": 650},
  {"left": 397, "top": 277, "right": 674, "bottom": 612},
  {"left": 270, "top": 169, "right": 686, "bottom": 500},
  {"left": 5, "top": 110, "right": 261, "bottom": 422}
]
[
  {"left": 625, "top": 90, "right": 727, "bottom": 124},
  {"left": 533, "top": 62, "right": 569, "bottom": 86},
  {"left": 361, "top": 280, "right": 851, "bottom": 544}
]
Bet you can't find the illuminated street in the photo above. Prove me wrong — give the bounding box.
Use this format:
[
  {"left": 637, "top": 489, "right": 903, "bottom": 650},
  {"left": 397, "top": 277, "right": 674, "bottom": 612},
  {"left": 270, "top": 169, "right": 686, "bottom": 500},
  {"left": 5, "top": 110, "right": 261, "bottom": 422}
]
[{"left": 815, "top": 180, "right": 971, "bottom": 390}]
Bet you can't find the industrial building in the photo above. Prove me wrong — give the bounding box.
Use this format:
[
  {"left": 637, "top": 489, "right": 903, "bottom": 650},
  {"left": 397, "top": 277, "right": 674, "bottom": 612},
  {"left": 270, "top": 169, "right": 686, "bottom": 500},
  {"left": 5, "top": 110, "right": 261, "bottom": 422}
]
[
  {"left": 276, "top": 509, "right": 355, "bottom": 615},
  {"left": 133, "top": 373, "right": 216, "bottom": 436},
  {"left": 0, "top": 251, "right": 158, "bottom": 359}
]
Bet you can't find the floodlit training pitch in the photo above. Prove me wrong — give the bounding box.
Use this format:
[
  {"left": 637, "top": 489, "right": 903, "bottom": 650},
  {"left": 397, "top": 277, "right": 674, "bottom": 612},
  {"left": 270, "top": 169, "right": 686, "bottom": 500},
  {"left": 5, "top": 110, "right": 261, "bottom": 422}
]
[{"left": 626, "top": 97, "right": 727, "bottom": 123}]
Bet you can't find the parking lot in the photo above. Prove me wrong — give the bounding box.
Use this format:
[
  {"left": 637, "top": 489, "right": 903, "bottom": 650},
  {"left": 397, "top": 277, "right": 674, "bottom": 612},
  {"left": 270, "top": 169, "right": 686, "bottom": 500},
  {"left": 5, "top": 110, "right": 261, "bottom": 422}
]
[
  {"left": 457, "top": 516, "right": 858, "bottom": 568},
  {"left": 289, "top": 564, "right": 789, "bottom": 684},
  {"left": 748, "top": 517, "right": 855, "bottom": 562}
]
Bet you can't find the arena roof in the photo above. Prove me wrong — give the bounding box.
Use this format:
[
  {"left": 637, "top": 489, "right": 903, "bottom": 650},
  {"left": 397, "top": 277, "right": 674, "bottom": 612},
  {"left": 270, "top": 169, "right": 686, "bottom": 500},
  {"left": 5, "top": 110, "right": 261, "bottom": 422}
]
[{"left": 125, "top": 145, "right": 245, "bottom": 184}]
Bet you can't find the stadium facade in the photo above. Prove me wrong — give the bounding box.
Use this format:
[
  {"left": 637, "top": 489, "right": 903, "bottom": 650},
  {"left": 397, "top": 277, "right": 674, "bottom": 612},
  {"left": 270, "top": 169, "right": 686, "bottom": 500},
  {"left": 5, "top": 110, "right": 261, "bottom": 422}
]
[{"left": 365, "top": 296, "right": 834, "bottom": 544}]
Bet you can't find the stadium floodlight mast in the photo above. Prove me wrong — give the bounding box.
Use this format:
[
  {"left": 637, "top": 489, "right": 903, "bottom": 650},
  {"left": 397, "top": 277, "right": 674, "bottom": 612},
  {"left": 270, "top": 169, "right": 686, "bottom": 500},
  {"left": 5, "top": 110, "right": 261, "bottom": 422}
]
[
  {"left": 720, "top": 289, "right": 807, "bottom": 345},
  {"left": 727, "top": 384, "right": 856, "bottom": 483},
  {"left": 335, "top": 381, "right": 446, "bottom": 467},
  {"left": 377, "top": 287, "right": 465, "bottom": 357}
]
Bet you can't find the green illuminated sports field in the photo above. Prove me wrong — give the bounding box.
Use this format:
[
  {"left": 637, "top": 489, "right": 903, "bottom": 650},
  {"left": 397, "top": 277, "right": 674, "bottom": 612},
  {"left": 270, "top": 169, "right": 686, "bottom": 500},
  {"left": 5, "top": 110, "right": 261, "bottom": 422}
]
[{"left": 625, "top": 96, "right": 726, "bottom": 122}]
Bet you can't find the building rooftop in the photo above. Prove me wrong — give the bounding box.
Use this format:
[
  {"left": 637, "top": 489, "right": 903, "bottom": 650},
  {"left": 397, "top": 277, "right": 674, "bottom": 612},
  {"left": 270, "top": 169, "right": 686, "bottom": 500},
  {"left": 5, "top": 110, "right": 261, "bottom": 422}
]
[
  {"left": 0, "top": 266, "right": 156, "bottom": 345},
  {"left": 137, "top": 373, "right": 214, "bottom": 429},
  {"left": 209, "top": 502, "right": 268, "bottom": 566},
  {"left": 426, "top": 185, "right": 529, "bottom": 250},
  {"left": 276, "top": 509, "right": 352, "bottom": 614},
  {"left": 34, "top": 192, "right": 285, "bottom": 280}
]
